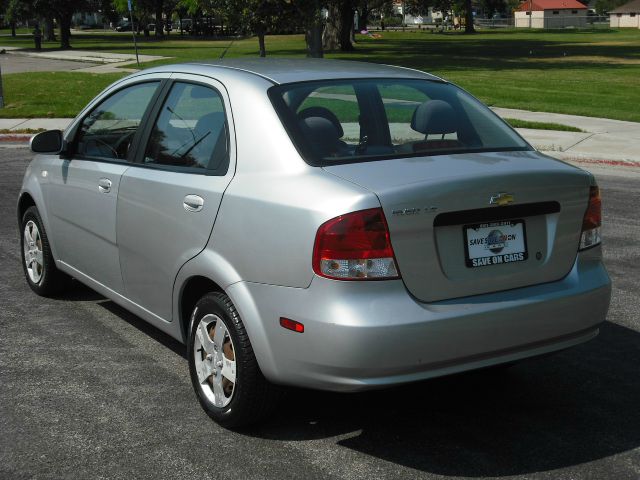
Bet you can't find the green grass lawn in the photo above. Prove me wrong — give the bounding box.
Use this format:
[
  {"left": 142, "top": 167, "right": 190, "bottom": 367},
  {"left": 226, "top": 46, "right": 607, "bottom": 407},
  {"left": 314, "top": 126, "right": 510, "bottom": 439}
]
[
  {"left": 1, "top": 72, "right": 125, "bottom": 118},
  {"left": 0, "top": 29, "right": 639, "bottom": 121}
]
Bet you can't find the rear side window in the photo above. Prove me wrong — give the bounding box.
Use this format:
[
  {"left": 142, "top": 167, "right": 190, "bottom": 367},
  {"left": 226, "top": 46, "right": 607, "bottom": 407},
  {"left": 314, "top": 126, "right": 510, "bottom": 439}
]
[
  {"left": 75, "top": 82, "right": 159, "bottom": 161},
  {"left": 269, "top": 79, "right": 530, "bottom": 166},
  {"left": 143, "top": 82, "right": 229, "bottom": 174}
]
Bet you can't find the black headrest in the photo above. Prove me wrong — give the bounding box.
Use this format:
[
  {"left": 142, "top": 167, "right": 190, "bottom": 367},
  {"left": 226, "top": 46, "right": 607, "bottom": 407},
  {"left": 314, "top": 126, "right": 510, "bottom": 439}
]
[
  {"left": 300, "top": 116, "right": 344, "bottom": 157},
  {"left": 298, "top": 106, "right": 344, "bottom": 138},
  {"left": 411, "top": 100, "right": 458, "bottom": 135}
]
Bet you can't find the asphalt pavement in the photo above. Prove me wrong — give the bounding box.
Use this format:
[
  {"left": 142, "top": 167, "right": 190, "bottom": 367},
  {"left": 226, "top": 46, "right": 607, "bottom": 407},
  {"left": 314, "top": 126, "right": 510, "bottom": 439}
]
[{"left": 1, "top": 146, "right": 639, "bottom": 480}]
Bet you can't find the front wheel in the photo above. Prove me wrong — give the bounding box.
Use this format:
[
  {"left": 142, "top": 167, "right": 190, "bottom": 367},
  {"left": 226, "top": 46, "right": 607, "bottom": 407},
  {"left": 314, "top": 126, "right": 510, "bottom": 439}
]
[
  {"left": 20, "top": 206, "right": 70, "bottom": 296},
  {"left": 188, "top": 292, "right": 281, "bottom": 428}
]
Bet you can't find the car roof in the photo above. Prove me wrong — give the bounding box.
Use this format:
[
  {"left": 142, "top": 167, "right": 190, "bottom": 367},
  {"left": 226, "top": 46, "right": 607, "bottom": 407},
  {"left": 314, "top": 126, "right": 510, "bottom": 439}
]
[{"left": 152, "top": 58, "right": 442, "bottom": 85}]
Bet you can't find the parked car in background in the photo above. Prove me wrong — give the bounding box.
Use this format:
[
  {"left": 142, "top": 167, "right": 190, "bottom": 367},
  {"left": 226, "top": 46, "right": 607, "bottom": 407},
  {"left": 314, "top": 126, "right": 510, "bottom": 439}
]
[
  {"left": 19, "top": 59, "right": 611, "bottom": 428},
  {"left": 115, "top": 21, "right": 132, "bottom": 32},
  {"left": 178, "top": 18, "right": 192, "bottom": 33}
]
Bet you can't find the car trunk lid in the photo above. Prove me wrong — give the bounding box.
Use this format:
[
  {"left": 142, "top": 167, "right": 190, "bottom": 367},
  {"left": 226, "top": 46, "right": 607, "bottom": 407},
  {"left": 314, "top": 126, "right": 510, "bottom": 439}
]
[{"left": 323, "top": 151, "right": 591, "bottom": 302}]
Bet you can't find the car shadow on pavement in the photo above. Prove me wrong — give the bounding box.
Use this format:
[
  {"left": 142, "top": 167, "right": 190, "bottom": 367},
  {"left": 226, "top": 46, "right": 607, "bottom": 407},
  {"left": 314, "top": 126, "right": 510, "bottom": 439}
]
[
  {"left": 99, "top": 299, "right": 187, "bottom": 359},
  {"left": 56, "top": 283, "right": 639, "bottom": 476},
  {"left": 249, "top": 321, "right": 640, "bottom": 477},
  {"left": 57, "top": 283, "right": 187, "bottom": 359}
]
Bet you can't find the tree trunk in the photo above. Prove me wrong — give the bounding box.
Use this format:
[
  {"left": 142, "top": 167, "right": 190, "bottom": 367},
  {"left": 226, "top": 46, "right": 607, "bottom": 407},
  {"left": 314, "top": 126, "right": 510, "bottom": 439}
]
[
  {"left": 155, "top": 0, "right": 164, "bottom": 37},
  {"left": 360, "top": 7, "right": 369, "bottom": 31},
  {"left": 323, "top": 4, "right": 340, "bottom": 51},
  {"left": 305, "top": 23, "right": 323, "bottom": 58},
  {"left": 10, "top": 21, "right": 16, "bottom": 37},
  {"left": 257, "top": 25, "right": 266, "bottom": 57},
  {"left": 45, "top": 17, "right": 56, "bottom": 41},
  {"left": 338, "top": 1, "right": 355, "bottom": 51},
  {"left": 59, "top": 14, "right": 72, "bottom": 49},
  {"left": 465, "top": 0, "right": 475, "bottom": 33}
]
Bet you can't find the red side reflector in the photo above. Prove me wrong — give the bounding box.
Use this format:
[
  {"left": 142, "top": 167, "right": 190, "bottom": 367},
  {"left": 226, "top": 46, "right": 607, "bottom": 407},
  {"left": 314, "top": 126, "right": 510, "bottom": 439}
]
[{"left": 280, "top": 317, "right": 304, "bottom": 333}]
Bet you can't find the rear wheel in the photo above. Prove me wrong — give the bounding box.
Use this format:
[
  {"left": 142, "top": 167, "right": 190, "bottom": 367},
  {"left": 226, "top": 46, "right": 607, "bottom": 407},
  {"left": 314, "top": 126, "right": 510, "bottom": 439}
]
[
  {"left": 188, "top": 292, "right": 281, "bottom": 428},
  {"left": 20, "top": 206, "right": 70, "bottom": 296}
]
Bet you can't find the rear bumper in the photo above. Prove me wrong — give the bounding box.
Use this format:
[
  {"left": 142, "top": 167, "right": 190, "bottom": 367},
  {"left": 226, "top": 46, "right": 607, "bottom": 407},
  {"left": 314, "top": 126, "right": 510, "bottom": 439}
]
[{"left": 227, "top": 249, "right": 611, "bottom": 392}]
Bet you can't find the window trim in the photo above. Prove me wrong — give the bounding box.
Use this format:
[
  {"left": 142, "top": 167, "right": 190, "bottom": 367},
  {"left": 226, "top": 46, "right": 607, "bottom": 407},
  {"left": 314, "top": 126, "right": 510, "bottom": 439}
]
[
  {"left": 69, "top": 79, "right": 168, "bottom": 164},
  {"left": 131, "top": 78, "right": 232, "bottom": 177}
]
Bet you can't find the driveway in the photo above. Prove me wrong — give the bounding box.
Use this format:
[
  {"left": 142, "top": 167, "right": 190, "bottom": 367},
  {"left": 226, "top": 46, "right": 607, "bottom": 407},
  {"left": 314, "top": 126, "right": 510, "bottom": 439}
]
[
  {"left": 1, "top": 147, "right": 639, "bottom": 479},
  {"left": 0, "top": 52, "right": 98, "bottom": 73}
]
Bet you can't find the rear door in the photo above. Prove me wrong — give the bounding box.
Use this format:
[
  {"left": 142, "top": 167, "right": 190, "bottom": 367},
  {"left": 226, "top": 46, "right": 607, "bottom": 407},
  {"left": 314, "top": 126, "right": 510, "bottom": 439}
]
[
  {"left": 116, "top": 74, "right": 235, "bottom": 321},
  {"left": 46, "top": 80, "right": 163, "bottom": 293}
]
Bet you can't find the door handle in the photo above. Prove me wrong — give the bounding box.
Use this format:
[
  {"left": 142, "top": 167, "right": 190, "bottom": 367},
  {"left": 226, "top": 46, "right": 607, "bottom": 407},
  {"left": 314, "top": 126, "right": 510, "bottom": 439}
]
[
  {"left": 98, "top": 178, "right": 112, "bottom": 193},
  {"left": 183, "top": 194, "right": 204, "bottom": 212}
]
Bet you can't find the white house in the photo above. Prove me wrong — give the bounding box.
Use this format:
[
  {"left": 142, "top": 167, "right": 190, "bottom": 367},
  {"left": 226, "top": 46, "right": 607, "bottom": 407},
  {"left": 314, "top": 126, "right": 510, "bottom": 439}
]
[
  {"left": 610, "top": 0, "right": 640, "bottom": 27},
  {"left": 392, "top": 0, "right": 444, "bottom": 24},
  {"left": 514, "top": 0, "right": 588, "bottom": 28}
]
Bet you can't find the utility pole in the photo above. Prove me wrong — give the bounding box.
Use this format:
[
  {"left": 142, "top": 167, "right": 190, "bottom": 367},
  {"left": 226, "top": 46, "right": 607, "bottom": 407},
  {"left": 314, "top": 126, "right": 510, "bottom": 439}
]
[
  {"left": 529, "top": 0, "right": 533, "bottom": 27},
  {"left": 0, "top": 63, "right": 4, "bottom": 108},
  {"left": 128, "top": 0, "right": 140, "bottom": 67}
]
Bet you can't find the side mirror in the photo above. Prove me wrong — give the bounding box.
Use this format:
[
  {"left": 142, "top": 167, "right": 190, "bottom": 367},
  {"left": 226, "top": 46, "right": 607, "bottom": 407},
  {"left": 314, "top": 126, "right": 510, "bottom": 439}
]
[{"left": 30, "top": 130, "right": 64, "bottom": 154}]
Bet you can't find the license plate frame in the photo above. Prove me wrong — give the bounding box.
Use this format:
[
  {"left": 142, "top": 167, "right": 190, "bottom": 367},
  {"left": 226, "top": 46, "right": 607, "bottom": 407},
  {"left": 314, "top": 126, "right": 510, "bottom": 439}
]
[{"left": 463, "top": 219, "right": 528, "bottom": 268}]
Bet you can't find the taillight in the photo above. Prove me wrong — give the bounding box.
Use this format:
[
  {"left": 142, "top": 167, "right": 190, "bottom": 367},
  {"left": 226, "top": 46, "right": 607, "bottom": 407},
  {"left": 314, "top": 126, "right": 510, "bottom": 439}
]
[
  {"left": 579, "top": 186, "right": 601, "bottom": 250},
  {"left": 313, "top": 208, "right": 400, "bottom": 280}
]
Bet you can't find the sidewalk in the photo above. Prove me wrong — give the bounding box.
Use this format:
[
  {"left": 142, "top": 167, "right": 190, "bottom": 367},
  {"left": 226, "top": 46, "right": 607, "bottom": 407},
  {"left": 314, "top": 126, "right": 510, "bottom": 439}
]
[
  {"left": 0, "top": 46, "right": 170, "bottom": 73},
  {"left": 2, "top": 110, "right": 639, "bottom": 169},
  {"left": 491, "top": 107, "right": 640, "bottom": 166}
]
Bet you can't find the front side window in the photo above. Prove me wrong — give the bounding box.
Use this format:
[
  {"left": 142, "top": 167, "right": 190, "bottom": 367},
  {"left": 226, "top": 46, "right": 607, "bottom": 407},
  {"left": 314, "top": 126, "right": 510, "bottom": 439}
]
[
  {"left": 143, "top": 82, "right": 229, "bottom": 173},
  {"left": 269, "top": 79, "right": 530, "bottom": 166},
  {"left": 75, "top": 82, "right": 159, "bottom": 160}
]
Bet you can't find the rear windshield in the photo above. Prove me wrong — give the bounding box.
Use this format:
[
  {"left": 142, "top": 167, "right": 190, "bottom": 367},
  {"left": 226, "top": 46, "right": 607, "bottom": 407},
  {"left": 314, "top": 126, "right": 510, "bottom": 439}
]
[{"left": 268, "top": 79, "right": 531, "bottom": 166}]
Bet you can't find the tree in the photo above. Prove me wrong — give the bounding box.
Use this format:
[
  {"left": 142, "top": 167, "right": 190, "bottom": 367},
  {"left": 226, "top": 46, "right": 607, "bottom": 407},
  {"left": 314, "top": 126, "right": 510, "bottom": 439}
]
[
  {"left": 323, "top": 0, "right": 357, "bottom": 52},
  {"left": 405, "top": 0, "right": 432, "bottom": 17},
  {"left": 27, "top": 0, "right": 89, "bottom": 48},
  {"left": 358, "top": 0, "right": 395, "bottom": 30},
  {"left": 113, "top": 0, "right": 156, "bottom": 36},
  {"left": 3, "top": 0, "right": 30, "bottom": 37},
  {"left": 304, "top": 0, "right": 324, "bottom": 58},
  {"left": 594, "top": 0, "right": 627, "bottom": 13},
  {"left": 463, "top": 0, "right": 474, "bottom": 32}
]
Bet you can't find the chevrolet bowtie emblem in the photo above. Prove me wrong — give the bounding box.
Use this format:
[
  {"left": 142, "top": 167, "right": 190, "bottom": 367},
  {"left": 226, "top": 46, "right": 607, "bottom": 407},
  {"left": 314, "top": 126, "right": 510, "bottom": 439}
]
[{"left": 489, "top": 192, "right": 514, "bottom": 206}]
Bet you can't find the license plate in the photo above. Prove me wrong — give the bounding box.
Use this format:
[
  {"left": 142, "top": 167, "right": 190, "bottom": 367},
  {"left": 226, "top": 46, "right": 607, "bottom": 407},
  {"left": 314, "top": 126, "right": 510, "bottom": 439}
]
[{"left": 464, "top": 219, "right": 528, "bottom": 268}]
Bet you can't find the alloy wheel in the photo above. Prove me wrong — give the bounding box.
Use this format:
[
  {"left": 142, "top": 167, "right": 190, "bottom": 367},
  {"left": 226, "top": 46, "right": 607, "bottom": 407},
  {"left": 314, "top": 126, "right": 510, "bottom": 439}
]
[
  {"left": 23, "top": 220, "right": 44, "bottom": 284},
  {"left": 193, "top": 314, "right": 236, "bottom": 408}
]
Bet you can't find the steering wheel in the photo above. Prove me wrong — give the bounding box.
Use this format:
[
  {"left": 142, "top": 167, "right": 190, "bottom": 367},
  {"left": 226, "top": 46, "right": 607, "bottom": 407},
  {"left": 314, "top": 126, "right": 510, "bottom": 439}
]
[{"left": 113, "top": 130, "right": 137, "bottom": 159}]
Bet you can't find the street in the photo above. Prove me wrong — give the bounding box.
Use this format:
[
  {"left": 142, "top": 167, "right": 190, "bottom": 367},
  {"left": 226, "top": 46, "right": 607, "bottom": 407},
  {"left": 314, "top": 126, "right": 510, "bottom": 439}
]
[{"left": 1, "top": 146, "right": 639, "bottom": 480}]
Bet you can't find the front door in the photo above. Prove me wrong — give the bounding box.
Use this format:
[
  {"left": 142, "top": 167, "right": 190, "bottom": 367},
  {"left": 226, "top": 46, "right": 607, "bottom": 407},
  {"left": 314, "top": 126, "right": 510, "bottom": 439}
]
[
  {"left": 117, "top": 76, "right": 235, "bottom": 321},
  {"left": 46, "top": 80, "right": 163, "bottom": 294}
]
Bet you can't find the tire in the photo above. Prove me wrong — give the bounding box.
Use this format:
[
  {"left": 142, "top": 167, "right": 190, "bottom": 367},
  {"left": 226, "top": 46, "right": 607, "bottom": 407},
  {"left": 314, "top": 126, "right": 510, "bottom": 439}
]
[
  {"left": 20, "top": 206, "right": 71, "bottom": 296},
  {"left": 188, "top": 292, "right": 281, "bottom": 429}
]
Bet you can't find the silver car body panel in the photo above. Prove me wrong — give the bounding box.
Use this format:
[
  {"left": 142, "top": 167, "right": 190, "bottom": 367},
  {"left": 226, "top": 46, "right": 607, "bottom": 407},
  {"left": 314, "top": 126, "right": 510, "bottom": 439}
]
[
  {"left": 18, "top": 59, "right": 611, "bottom": 392},
  {"left": 226, "top": 247, "right": 610, "bottom": 391},
  {"left": 116, "top": 73, "right": 236, "bottom": 321},
  {"left": 323, "top": 150, "right": 592, "bottom": 301},
  {"left": 47, "top": 159, "right": 129, "bottom": 293}
]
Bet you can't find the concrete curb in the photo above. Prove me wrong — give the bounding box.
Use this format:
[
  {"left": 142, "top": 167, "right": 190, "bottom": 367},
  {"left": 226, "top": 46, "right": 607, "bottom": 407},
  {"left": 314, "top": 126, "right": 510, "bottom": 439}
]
[{"left": 0, "top": 134, "right": 32, "bottom": 143}]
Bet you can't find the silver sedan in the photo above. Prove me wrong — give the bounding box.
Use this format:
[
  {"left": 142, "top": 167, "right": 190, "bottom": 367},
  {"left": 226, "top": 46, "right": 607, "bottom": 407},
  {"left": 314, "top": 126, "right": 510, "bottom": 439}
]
[{"left": 18, "top": 59, "right": 611, "bottom": 428}]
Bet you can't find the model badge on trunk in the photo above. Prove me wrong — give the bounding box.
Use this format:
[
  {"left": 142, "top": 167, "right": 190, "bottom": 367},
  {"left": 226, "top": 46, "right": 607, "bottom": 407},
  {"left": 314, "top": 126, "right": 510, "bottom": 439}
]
[{"left": 489, "top": 192, "right": 514, "bottom": 206}]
